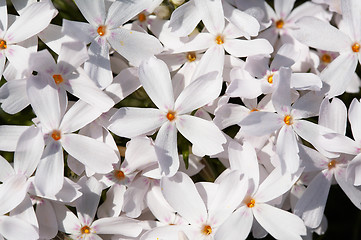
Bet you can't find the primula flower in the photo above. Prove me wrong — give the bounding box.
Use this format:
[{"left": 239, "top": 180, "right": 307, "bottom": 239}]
[{"left": 109, "top": 57, "right": 226, "bottom": 176}]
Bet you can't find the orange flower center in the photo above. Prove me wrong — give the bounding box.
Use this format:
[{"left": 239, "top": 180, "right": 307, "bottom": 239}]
[
  {"left": 202, "top": 225, "right": 212, "bottom": 235},
  {"left": 97, "top": 25, "right": 107, "bottom": 36},
  {"left": 80, "top": 225, "right": 91, "bottom": 234},
  {"left": 247, "top": 198, "right": 256, "bottom": 208},
  {"left": 53, "top": 74, "right": 64, "bottom": 85},
  {"left": 328, "top": 160, "right": 337, "bottom": 169},
  {"left": 166, "top": 111, "right": 176, "bottom": 121},
  {"left": 215, "top": 35, "right": 224, "bottom": 45},
  {"left": 321, "top": 53, "right": 332, "bottom": 63},
  {"left": 267, "top": 74, "right": 274, "bottom": 84},
  {"left": 250, "top": 108, "right": 259, "bottom": 112},
  {"left": 114, "top": 170, "right": 125, "bottom": 181},
  {"left": 352, "top": 43, "right": 360, "bottom": 53},
  {"left": 186, "top": 52, "right": 196, "bottom": 62},
  {"left": 275, "top": 19, "right": 284, "bottom": 29},
  {"left": 138, "top": 13, "right": 146, "bottom": 22},
  {"left": 0, "top": 40, "right": 7, "bottom": 50},
  {"left": 284, "top": 115, "right": 293, "bottom": 125},
  {"left": 51, "top": 130, "right": 61, "bottom": 141}
]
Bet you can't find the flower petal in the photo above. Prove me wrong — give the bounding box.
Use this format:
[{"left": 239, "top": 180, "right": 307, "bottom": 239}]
[
  {"left": 93, "top": 217, "right": 142, "bottom": 237},
  {"left": 0, "top": 79, "right": 29, "bottom": 114},
  {"left": 168, "top": 1, "right": 201, "bottom": 37},
  {"left": 0, "top": 174, "right": 27, "bottom": 215},
  {"left": 194, "top": 0, "right": 224, "bottom": 34},
  {"left": 74, "top": 0, "right": 105, "bottom": 26},
  {"left": 0, "top": 215, "right": 39, "bottom": 240},
  {"left": 223, "top": 38, "right": 273, "bottom": 58}
]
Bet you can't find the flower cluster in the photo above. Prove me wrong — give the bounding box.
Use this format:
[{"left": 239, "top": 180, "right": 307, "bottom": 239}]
[{"left": 0, "top": 0, "right": 360, "bottom": 239}]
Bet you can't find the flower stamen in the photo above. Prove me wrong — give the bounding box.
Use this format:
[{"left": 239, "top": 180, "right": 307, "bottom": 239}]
[
  {"left": 138, "top": 13, "right": 146, "bottom": 22},
  {"left": 186, "top": 52, "right": 196, "bottom": 62},
  {"left": 352, "top": 43, "right": 360, "bottom": 53},
  {"left": 97, "top": 25, "right": 107, "bottom": 36},
  {"left": 81, "top": 225, "right": 91, "bottom": 234},
  {"left": 275, "top": 19, "right": 284, "bottom": 29},
  {"left": 321, "top": 54, "right": 332, "bottom": 63},
  {"left": 202, "top": 225, "right": 212, "bottom": 235},
  {"left": 114, "top": 170, "right": 125, "bottom": 181},
  {"left": 51, "top": 130, "right": 61, "bottom": 141},
  {"left": 215, "top": 35, "right": 224, "bottom": 45},
  {"left": 166, "top": 111, "right": 176, "bottom": 121},
  {"left": 53, "top": 74, "right": 64, "bottom": 85},
  {"left": 284, "top": 115, "right": 293, "bottom": 125},
  {"left": 247, "top": 198, "right": 256, "bottom": 208},
  {"left": 267, "top": 74, "right": 274, "bottom": 84},
  {"left": 0, "top": 40, "right": 7, "bottom": 50},
  {"left": 328, "top": 160, "right": 337, "bottom": 169}
]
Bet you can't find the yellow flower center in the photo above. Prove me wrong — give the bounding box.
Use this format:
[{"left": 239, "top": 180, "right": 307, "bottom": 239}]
[
  {"left": 186, "top": 52, "right": 196, "bottom": 62},
  {"left": 267, "top": 74, "right": 274, "bottom": 84},
  {"left": 138, "top": 13, "right": 146, "bottom": 22},
  {"left": 284, "top": 115, "right": 293, "bottom": 125},
  {"left": 53, "top": 74, "right": 64, "bottom": 85},
  {"left": 80, "top": 225, "right": 91, "bottom": 234},
  {"left": 0, "top": 40, "right": 7, "bottom": 50},
  {"left": 202, "top": 225, "right": 212, "bottom": 235},
  {"left": 114, "top": 170, "right": 125, "bottom": 181},
  {"left": 275, "top": 19, "right": 284, "bottom": 29},
  {"left": 247, "top": 198, "right": 256, "bottom": 208},
  {"left": 215, "top": 35, "right": 224, "bottom": 45},
  {"left": 51, "top": 130, "right": 61, "bottom": 141},
  {"left": 328, "top": 160, "right": 337, "bottom": 169},
  {"left": 97, "top": 25, "right": 107, "bottom": 36},
  {"left": 166, "top": 111, "right": 176, "bottom": 121},
  {"left": 321, "top": 53, "right": 332, "bottom": 63},
  {"left": 352, "top": 43, "right": 360, "bottom": 53}
]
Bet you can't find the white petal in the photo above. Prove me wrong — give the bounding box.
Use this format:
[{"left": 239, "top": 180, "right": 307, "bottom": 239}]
[
  {"left": 0, "top": 0, "right": 7, "bottom": 32},
  {"left": 0, "top": 155, "right": 14, "bottom": 182},
  {"left": 38, "top": 23, "right": 75, "bottom": 55},
  {"left": 93, "top": 217, "right": 142, "bottom": 237},
  {"left": 62, "top": 19, "right": 95, "bottom": 44},
  {"left": 240, "top": 111, "right": 283, "bottom": 136},
  {"left": 335, "top": 168, "right": 361, "bottom": 209},
  {"left": 138, "top": 56, "right": 174, "bottom": 111},
  {"left": 274, "top": 0, "right": 295, "bottom": 16},
  {"left": 106, "top": 0, "right": 149, "bottom": 27},
  {"left": 341, "top": 0, "right": 361, "bottom": 41},
  {"left": 320, "top": 53, "right": 358, "bottom": 98},
  {"left": 319, "top": 97, "right": 347, "bottom": 135},
  {"left": 226, "top": 67, "right": 262, "bottom": 99},
  {"left": 155, "top": 121, "right": 179, "bottom": 177},
  {"left": 5, "top": 1, "right": 56, "bottom": 44},
  {"left": 175, "top": 71, "right": 221, "bottom": 114},
  {"left": 74, "top": 0, "right": 105, "bottom": 26},
  {"left": 14, "top": 125, "right": 44, "bottom": 177},
  {"left": 253, "top": 203, "right": 306, "bottom": 239},
  {"left": 276, "top": 125, "right": 300, "bottom": 173},
  {"left": 194, "top": 0, "right": 224, "bottom": 34},
  {"left": 108, "top": 28, "right": 163, "bottom": 67},
  {"left": 36, "top": 199, "right": 58, "bottom": 239},
  {"left": 161, "top": 172, "right": 208, "bottom": 226},
  {"left": 61, "top": 133, "right": 118, "bottom": 174},
  {"left": 34, "top": 141, "right": 64, "bottom": 196},
  {"left": 97, "top": 184, "right": 126, "bottom": 218},
  {"left": 272, "top": 67, "right": 292, "bottom": 114},
  {"left": 84, "top": 41, "right": 113, "bottom": 89},
  {"left": 122, "top": 176, "right": 150, "bottom": 218},
  {"left": 347, "top": 154, "right": 361, "bottom": 186},
  {"left": 0, "top": 79, "right": 28, "bottom": 114},
  {"left": 52, "top": 202, "right": 81, "bottom": 234},
  {"left": 58, "top": 41, "right": 89, "bottom": 70},
  {"left": 0, "top": 215, "right": 39, "bottom": 240},
  {"left": 0, "top": 174, "right": 27, "bottom": 215},
  {"left": 109, "top": 107, "right": 164, "bottom": 138},
  {"left": 0, "top": 125, "right": 29, "bottom": 151},
  {"left": 292, "top": 17, "right": 351, "bottom": 52},
  {"left": 291, "top": 72, "right": 322, "bottom": 91},
  {"left": 223, "top": 38, "right": 273, "bottom": 58},
  {"left": 5, "top": 45, "right": 30, "bottom": 72},
  {"left": 27, "top": 74, "right": 61, "bottom": 131},
  {"left": 291, "top": 91, "right": 323, "bottom": 119},
  {"left": 168, "top": 1, "right": 201, "bottom": 37},
  {"left": 294, "top": 170, "right": 332, "bottom": 228},
  {"left": 215, "top": 207, "right": 253, "bottom": 240},
  {"left": 176, "top": 115, "right": 226, "bottom": 156},
  {"left": 213, "top": 103, "right": 250, "bottom": 130},
  {"left": 348, "top": 98, "right": 361, "bottom": 142}
]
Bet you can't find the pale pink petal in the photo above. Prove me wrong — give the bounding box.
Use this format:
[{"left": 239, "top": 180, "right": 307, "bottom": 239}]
[
  {"left": 0, "top": 155, "right": 14, "bottom": 182},
  {"left": 240, "top": 111, "right": 283, "bottom": 136},
  {"left": 294, "top": 170, "right": 332, "bottom": 228},
  {"left": 109, "top": 107, "right": 164, "bottom": 138},
  {"left": 175, "top": 71, "right": 221, "bottom": 114},
  {"left": 215, "top": 207, "right": 253, "bottom": 240},
  {"left": 293, "top": 17, "right": 351, "bottom": 52},
  {"left": 320, "top": 132, "right": 358, "bottom": 155},
  {"left": 348, "top": 98, "right": 361, "bottom": 142},
  {"left": 34, "top": 141, "right": 64, "bottom": 196},
  {"left": 64, "top": 70, "right": 114, "bottom": 112},
  {"left": 274, "top": 0, "right": 295, "bottom": 17},
  {"left": 92, "top": 217, "right": 142, "bottom": 237},
  {"left": 14, "top": 125, "right": 44, "bottom": 177},
  {"left": 61, "top": 133, "right": 118, "bottom": 174},
  {"left": 194, "top": 0, "right": 224, "bottom": 34},
  {"left": 62, "top": 20, "right": 95, "bottom": 44},
  {"left": 0, "top": 79, "right": 29, "bottom": 114},
  {"left": 74, "top": 0, "right": 105, "bottom": 26},
  {"left": 347, "top": 154, "right": 361, "bottom": 186},
  {"left": 36, "top": 199, "right": 58, "bottom": 240},
  {"left": 0, "top": 215, "right": 39, "bottom": 240},
  {"left": 77, "top": 177, "right": 102, "bottom": 225},
  {"left": 5, "top": 1, "right": 56, "bottom": 44},
  {"left": 84, "top": 41, "right": 113, "bottom": 89},
  {"left": 223, "top": 38, "right": 273, "bottom": 58},
  {"left": 0, "top": 174, "right": 27, "bottom": 215},
  {"left": 105, "top": 0, "right": 149, "bottom": 27},
  {"left": 213, "top": 104, "right": 250, "bottom": 130},
  {"left": 168, "top": 1, "right": 201, "bottom": 37},
  {"left": 52, "top": 202, "right": 81, "bottom": 234},
  {"left": 58, "top": 41, "right": 88, "bottom": 70},
  {"left": 155, "top": 121, "right": 179, "bottom": 177},
  {"left": 4, "top": 45, "right": 30, "bottom": 72},
  {"left": 253, "top": 203, "right": 306, "bottom": 239},
  {"left": 335, "top": 167, "right": 361, "bottom": 209},
  {"left": 223, "top": 0, "right": 260, "bottom": 38},
  {"left": 161, "top": 172, "right": 208, "bottom": 226},
  {"left": 108, "top": 28, "right": 163, "bottom": 67},
  {"left": 320, "top": 53, "right": 358, "bottom": 98},
  {"left": 27, "top": 74, "right": 61, "bottom": 131},
  {"left": 97, "top": 184, "right": 126, "bottom": 218},
  {"left": 138, "top": 56, "right": 174, "bottom": 111},
  {"left": 176, "top": 115, "right": 226, "bottom": 156},
  {"left": 122, "top": 176, "right": 150, "bottom": 218}
]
